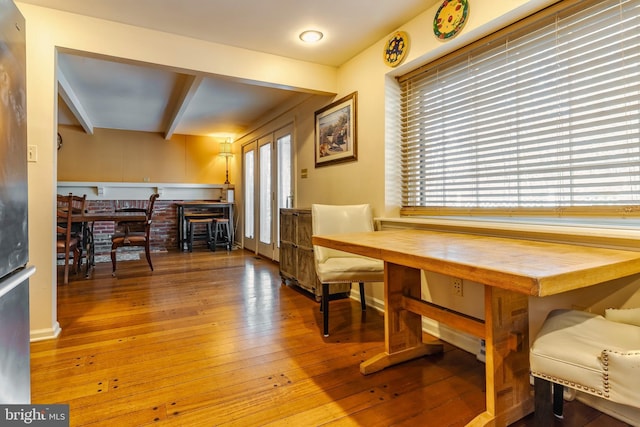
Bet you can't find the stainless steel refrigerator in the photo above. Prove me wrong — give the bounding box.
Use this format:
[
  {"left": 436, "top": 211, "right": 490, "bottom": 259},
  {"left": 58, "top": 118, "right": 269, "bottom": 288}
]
[{"left": 0, "top": 0, "right": 34, "bottom": 405}]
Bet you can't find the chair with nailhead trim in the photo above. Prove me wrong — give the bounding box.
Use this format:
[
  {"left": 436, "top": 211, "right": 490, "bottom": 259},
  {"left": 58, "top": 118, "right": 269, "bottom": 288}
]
[{"left": 530, "top": 308, "right": 640, "bottom": 425}]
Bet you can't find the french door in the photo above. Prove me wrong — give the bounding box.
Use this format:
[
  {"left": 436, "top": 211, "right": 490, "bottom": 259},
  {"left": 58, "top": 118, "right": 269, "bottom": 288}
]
[
  {"left": 242, "top": 124, "right": 293, "bottom": 261},
  {"left": 242, "top": 143, "right": 256, "bottom": 253}
]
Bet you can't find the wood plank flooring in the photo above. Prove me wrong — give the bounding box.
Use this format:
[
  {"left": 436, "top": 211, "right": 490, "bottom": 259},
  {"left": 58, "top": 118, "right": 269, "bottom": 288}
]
[{"left": 33, "top": 249, "right": 630, "bottom": 426}]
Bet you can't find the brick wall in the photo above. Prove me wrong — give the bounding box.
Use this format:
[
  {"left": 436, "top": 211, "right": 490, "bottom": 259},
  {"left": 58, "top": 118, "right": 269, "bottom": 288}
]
[{"left": 85, "top": 199, "right": 217, "bottom": 260}]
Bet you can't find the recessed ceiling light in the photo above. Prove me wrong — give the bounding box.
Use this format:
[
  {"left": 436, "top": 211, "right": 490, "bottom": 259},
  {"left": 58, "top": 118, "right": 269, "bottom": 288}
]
[{"left": 299, "top": 30, "right": 323, "bottom": 43}]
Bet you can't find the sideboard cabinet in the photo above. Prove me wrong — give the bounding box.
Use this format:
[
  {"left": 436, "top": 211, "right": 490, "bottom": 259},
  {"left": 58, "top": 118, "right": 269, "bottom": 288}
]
[{"left": 279, "top": 208, "right": 349, "bottom": 300}]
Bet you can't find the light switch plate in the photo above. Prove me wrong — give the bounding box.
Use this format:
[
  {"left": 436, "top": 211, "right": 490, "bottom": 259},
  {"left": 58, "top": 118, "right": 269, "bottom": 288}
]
[{"left": 27, "top": 145, "right": 37, "bottom": 162}]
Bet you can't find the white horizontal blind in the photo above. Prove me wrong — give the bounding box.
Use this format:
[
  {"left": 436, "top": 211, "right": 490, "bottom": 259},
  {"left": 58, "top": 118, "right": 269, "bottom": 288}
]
[{"left": 400, "top": 0, "right": 640, "bottom": 209}]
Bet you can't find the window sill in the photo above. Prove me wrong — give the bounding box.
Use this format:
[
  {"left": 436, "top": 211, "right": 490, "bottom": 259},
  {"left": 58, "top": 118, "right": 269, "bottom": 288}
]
[{"left": 376, "top": 216, "right": 640, "bottom": 251}]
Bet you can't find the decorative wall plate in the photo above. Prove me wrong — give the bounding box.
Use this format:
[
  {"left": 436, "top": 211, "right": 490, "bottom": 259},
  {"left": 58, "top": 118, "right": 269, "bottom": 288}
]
[
  {"left": 433, "top": 0, "right": 469, "bottom": 40},
  {"left": 383, "top": 31, "right": 409, "bottom": 67}
]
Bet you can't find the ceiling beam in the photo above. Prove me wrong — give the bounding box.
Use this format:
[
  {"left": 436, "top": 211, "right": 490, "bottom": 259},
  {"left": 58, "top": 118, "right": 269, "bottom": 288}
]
[
  {"left": 164, "top": 75, "right": 203, "bottom": 140},
  {"left": 57, "top": 68, "right": 94, "bottom": 135}
]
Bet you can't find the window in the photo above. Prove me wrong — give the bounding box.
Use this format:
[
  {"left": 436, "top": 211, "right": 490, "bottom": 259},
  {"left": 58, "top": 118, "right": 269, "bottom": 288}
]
[
  {"left": 259, "top": 142, "right": 272, "bottom": 245},
  {"left": 244, "top": 149, "right": 255, "bottom": 239},
  {"left": 400, "top": 0, "right": 640, "bottom": 217},
  {"left": 276, "top": 132, "right": 292, "bottom": 248}
]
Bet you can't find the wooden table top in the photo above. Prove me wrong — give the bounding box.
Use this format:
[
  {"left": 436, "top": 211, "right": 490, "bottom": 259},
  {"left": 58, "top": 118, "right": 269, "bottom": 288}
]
[
  {"left": 72, "top": 212, "right": 147, "bottom": 222},
  {"left": 312, "top": 229, "right": 640, "bottom": 297},
  {"left": 175, "top": 201, "right": 233, "bottom": 207}
]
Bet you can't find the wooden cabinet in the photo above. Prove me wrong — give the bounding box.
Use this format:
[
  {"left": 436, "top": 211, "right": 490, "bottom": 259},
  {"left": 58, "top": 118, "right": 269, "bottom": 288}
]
[{"left": 279, "top": 208, "right": 349, "bottom": 300}]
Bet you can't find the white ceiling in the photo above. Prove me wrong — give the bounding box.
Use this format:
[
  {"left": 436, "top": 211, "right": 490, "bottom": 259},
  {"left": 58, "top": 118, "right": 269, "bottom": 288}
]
[
  {"left": 25, "top": 0, "right": 439, "bottom": 66},
  {"left": 19, "top": 0, "right": 440, "bottom": 138}
]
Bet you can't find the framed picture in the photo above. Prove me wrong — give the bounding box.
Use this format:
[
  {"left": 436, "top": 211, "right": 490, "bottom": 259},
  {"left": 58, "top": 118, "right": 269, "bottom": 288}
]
[{"left": 314, "top": 92, "right": 357, "bottom": 167}]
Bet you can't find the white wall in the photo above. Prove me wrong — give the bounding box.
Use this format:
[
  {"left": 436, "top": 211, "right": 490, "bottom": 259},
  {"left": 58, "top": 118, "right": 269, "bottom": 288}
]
[{"left": 16, "top": 2, "right": 339, "bottom": 339}]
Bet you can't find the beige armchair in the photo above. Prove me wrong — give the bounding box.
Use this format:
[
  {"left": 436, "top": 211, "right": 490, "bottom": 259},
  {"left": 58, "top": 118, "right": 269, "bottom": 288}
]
[
  {"left": 530, "top": 308, "right": 640, "bottom": 425},
  {"left": 311, "top": 204, "right": 384, "bottom": 337}
]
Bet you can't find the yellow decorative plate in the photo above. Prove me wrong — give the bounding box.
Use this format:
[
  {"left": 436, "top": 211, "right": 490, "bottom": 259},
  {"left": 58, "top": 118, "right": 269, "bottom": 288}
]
[
  {"left": 383, "top": 31, "right": 409, "bottom": 67},
  {"left": 433, "top": 0, "right": 469, "bottom": 40}
]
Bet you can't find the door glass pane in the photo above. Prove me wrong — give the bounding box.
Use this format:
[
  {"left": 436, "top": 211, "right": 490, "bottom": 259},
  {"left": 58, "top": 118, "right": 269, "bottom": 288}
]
[
  {"left": 244, "top": 150, "right": 254, "bottom": 239},
  {"left": 259, "top": 143, "right": 271, "bottom": 244},
  {"left": 277, "top": 134, "right": 292, "bottom": 248}
]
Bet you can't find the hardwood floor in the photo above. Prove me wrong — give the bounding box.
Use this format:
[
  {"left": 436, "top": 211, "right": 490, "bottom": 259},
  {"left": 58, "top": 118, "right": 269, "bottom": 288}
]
[{"left": 34, "top": 250, "right": 629, "bottom": 426}]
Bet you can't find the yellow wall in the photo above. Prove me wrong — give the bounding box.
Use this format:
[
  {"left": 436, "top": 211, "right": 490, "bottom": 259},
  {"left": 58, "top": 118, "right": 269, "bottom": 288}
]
[
  {"left": 20, "top": 0, "right": 637, "bottom": 343},
  {"left": 293, "top": 0, "right": 562, "bottom": 215},
  {"left": 267, "top": 0, "right": 562, "bottom": 329},
  {"left": 17, "top": 1, "right": 338, "bottom": 339},
  {"left": 57, "top": 126, "right": 232, "bottom": 184}
]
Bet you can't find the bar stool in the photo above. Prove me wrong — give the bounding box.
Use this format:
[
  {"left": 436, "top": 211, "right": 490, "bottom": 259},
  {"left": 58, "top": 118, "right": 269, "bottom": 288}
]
[
  {"left": 186, "top": 216, "right": 214, "bottom": 252},
  {"left": 211, "top": 218, "right": 231, "bottom": 251}
]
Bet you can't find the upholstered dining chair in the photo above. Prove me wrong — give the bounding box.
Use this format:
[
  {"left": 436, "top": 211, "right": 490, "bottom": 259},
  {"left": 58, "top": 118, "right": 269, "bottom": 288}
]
[
  {"left": 56, "top": 193, "right": 83, "bottom": 285},
  {"left": 110, "top": 193, "right": 159, "bottom": 275},
  {"left": 530, "top": 308, "right": 640, "bottom": 425},
  {"left": 311, "top": 204, "right": 384, "bottom": 337}
]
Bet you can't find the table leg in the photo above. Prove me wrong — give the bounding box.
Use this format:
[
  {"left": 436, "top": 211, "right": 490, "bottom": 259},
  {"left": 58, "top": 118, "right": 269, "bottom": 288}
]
[
  {"left": 228, "top": 204, "right": 234, "bottom": 248},
  {"left": 467, "top": 286, "right": 534, "bottom": 426},
  {"left": 359, "top": 263, "right": 534, "bottom": 426},
  {"left": 83, "top": 221, "right": 95, "bottom": 278},
  {"left": 177, "top": 205, "right": 184, "bottom": 251},
  {"left": 360, "top": 262, "right": 444, "bottom": 375}
]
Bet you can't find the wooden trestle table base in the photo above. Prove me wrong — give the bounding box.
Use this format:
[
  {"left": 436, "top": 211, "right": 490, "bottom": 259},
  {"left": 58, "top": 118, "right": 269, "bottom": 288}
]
[{"left": 312, "top": 229, "right": 640, "bottom": 426}]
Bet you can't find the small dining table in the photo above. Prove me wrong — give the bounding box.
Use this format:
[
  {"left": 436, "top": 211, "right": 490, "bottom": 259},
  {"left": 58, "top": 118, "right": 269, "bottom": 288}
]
[
  {"left": 175, "top": 201, "right": 234, "bottom": 251},
  {"left": 72, "top": 211, "right": 147, "bottom": 276},
  {"left": 312, "top": 228, "right": 640, "bottom": 426}
]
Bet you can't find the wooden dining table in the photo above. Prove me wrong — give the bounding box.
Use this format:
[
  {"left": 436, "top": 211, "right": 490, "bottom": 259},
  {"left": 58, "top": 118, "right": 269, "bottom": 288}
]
[
  {"left": 72, "top": 212, "right": 147, "bottom": 276},
  {"left": 312, "top": 228, "right": 640, "bottom": 426}
]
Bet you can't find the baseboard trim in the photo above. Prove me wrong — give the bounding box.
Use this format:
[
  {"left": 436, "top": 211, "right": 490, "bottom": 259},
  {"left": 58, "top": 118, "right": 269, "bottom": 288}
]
[{"left": 30, "top": 322, "right": 61, "bottom": 342}]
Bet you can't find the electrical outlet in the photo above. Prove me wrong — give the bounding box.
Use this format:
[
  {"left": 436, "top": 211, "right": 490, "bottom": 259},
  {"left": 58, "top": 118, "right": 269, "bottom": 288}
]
[{"left": 451, "top": 277, "right": 463, "bottom": 296}]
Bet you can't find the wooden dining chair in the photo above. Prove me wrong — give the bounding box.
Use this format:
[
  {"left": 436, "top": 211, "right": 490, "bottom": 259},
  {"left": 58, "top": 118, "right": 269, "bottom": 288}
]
[
  {"left": 69, "top": 193, "right": 87, "bottom": 215},
  {"left": 110, "top": 193, "right": 159, "bottom": 275},
  {"left": 56, "top": 193, "right": 83, "bottom": 285},
  {"left": 69, "top": 193, "right": 88, "bottom": 265}
]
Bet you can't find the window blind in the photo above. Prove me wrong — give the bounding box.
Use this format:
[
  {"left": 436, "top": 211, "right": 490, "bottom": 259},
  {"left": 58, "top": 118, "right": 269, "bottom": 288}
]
[{"left": 400, "top": 0, "right": 640, "bottom": 211}]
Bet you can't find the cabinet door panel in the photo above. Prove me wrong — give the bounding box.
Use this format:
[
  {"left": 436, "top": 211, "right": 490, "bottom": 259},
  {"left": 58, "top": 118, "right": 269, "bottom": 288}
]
[
  {"left": 280, "top": 210, "right": 295, "bottom": 243},
  {"left": 296, "top": 247, "right": 318, "bottom": 293},
  {"left": 296, "top": 212, "right": 313, "bottom": 249},
  {"left": 280, "top": 241, "right": 296, "bottom": 279}
]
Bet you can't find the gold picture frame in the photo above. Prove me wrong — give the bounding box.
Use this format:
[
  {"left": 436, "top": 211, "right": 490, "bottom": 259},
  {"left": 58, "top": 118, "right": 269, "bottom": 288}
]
[{"left": 314, "top": 92, "right": 357, "bottom": 168}]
